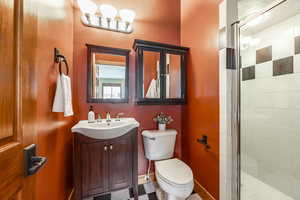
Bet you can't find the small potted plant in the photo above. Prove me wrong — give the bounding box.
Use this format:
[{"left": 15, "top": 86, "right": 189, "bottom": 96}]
[{"left": 153, "top": 112, "right": 174, "bottom": 131}]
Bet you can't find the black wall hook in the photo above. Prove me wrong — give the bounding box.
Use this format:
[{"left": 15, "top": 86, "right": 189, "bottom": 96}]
[
  {"left": 54, "top": 48, "right": 65, "bottom": 63},
  {"left": 197, "top": 135, "right": 211, "bottom": 149},
  {"left": 54, "top": 48, "right": 69, "bottom": 75}
]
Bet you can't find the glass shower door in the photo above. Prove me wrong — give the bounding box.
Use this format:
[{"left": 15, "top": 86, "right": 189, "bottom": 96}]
[{"left": 239, "top": 1, "right": 300, "bottom": 199}]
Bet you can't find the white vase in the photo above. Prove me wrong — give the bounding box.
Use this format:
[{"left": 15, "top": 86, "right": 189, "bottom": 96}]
[{"left": 158, "top": 123, "right": 166, "bottom": 131}]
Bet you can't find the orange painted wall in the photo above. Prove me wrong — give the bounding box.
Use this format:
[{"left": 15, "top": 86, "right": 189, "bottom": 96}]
[
  {"left": 181, "top": 0, "right": 220, "bottom": 199},
  {"left": 35, "top": 0, "right": 74, "bottom": 199},
  {"left": 73, "top": 0, "right": 182, "bottom": 175}
]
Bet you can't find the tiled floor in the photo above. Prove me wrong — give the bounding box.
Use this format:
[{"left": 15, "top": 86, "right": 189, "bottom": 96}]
[
  {"left": 85, "top": 181, "right": 200, "bottom": 200},
  {"left": 85, "top": 182, "right": 158, "bottom": 200}
]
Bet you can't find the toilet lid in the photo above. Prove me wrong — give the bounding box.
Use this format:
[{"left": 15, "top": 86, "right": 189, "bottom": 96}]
[{"left": 155, "top": 158, "right": 193, "bottom": 185}]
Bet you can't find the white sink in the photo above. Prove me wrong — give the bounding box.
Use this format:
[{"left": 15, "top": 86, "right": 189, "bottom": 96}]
[{"left": 71, "top": 118, "right": 140, "bottom": 139}]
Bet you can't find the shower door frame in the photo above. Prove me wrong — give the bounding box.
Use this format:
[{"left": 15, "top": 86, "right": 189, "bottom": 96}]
[{"left": 232, "top": 0, "right": 288, "bottom": 199}]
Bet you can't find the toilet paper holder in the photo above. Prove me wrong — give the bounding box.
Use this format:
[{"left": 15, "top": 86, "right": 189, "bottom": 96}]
[{"left": 197, "top": 135, "right": 210, "bottom": 149}]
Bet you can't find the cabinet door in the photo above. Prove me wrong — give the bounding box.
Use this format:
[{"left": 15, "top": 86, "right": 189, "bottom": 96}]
[
  {"left": 136, "top": 47, "right": 164, "bottom": 104},
  {"left": 109, "top": 135, "right": 133, "bottom": 190},
  {"left": 81, "top": 141, "right": 109, "bottom": 197},
  {"left": 164, "top": 51, "right": 185, "bottom": 99}
]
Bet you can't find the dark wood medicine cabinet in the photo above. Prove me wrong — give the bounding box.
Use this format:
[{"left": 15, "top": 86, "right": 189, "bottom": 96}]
[{"left": 133, "top": 39, "right": 189, "bottom": 105}]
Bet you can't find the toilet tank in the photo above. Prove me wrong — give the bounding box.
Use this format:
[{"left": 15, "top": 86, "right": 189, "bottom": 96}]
[{"left": 142, "top": 129, "right": 177, "bottom": 161}]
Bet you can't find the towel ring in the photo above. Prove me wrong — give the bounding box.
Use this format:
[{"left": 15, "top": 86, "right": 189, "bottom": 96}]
[
  {"left": 58, "top": 58, "right": 69, "bottom": 75},
  {"left": 54, "top": 48, "right": 69, "bottom": 75}
]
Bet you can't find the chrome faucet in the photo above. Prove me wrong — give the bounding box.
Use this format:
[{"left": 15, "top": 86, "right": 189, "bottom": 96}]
[
  {"left": 106, "top": 112, "right": 111, "bottom": 122},
  {"left": 97, "top": 113, "right": 102, "bottom": 123},
  {"left": 115, "top": 112, "right": 124, "bottom": 121}
]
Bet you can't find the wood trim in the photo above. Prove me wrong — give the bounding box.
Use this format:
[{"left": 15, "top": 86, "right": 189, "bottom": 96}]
[
  {"left": 133, "top": 39, "right": 189, "bottom": 52},
  {"left": 138, "top": 173, "right": 155, "bottom": 185},
  {"left": 194, "top": 179, "right": 216, "bottom": 200}
]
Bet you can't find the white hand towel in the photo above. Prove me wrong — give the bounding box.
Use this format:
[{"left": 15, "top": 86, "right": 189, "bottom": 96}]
[
  {"left": 61, "top": 74, "right": 73, "bottom": 116},
  {"left": 146, "top": 79, "right": 158, "bottom": 98},
  {"left": 52, "top": 74, "right": 74, "bottom": 117},
  {"left": 52, "top": 75, "right": 64, "bottom": 113}
]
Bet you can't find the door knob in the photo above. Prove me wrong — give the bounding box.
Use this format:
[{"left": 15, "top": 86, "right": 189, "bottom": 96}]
[{"left": 24, "top": 144, "right": 47, "bottom": 176}]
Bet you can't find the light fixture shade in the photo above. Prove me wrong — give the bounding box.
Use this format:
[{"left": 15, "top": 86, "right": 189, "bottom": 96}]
[
  {"left": 77, "top": 0, "right": 97, "bottom": 14},
  {"left": 99, "top": 4, "right": 117, "bottom": 19},
  {"left": 119, "top": 9, "right": 136, "bottom": 23}
]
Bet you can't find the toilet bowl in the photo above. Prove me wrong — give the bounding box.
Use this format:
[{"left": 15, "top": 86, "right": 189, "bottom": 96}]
[
  {"left": 155, "top": 158, "right": 194, "bottom": 200},
  {"left": 142, "top": 130, "right": 194, "bottom": 200}
]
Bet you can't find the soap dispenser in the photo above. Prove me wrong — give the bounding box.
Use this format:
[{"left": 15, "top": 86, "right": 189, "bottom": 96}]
[{"left": 88, "top": 105, "right": 95, "bottom": 123}]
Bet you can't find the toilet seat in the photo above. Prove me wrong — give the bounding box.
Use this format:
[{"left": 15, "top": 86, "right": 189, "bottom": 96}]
[{"left": 155, "top": 158, "right": 193, "bottom": 186}]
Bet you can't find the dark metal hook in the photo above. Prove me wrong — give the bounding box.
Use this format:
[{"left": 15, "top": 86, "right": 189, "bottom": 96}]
[
  {"left": 54, "top": 48, "right": 69, "bottom": 75},
  {"left": 197, "top": 135, "right": 211, "bottom": 149}
]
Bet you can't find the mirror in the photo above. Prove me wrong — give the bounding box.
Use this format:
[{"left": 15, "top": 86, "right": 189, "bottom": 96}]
[
  {"left": 166, "top": 53, "right": 182, "bottom": 99},
  {"left": 87, "top": 44, "right": 129, "bottom": 103},
  {"left": 143, "top": 51, "right": 161, "bottom": 99}
]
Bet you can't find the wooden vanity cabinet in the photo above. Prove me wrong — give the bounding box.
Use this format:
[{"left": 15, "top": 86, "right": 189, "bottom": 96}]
[{"left": 73, "top": 128, "right": 138, "bottom": 200}]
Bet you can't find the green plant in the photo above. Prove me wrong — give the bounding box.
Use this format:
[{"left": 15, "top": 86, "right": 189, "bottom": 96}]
[{"left": 153, "top": 112, "right": 174, "bottom": 124}]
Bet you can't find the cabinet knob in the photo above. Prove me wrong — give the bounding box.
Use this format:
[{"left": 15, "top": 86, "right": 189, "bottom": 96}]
[
  {"left": 104, "top": 146, "right": 108, "bottom": 151},
  {"left": 110, "top": 145, "right": 113, "bottom": 150}
]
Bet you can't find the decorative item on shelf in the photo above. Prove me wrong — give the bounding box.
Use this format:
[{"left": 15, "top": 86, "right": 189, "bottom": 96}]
[
  {"left": 153, "top": 112, "right": 174, "bottom": 131},
  {"left": 77, "top": 0, "right": 136, "bottom": 34}
]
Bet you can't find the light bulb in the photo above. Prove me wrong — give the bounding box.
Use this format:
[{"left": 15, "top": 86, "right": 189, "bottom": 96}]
[
  {"left": 119, "top": 9, "right": 136, "bottom": 23},
  {"left": 77, "top": 0, "right": 97, "bottom": 14},
  {"left": 99, "top": 4, "right": 117, "bottom": 19}
]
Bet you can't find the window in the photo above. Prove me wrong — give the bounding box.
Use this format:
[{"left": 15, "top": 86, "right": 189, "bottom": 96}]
[{"left": 102, "top": 83, "right": 122, "bottom": 99}]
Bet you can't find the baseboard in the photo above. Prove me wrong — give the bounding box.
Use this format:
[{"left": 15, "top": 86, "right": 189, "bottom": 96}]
[
  {"left": 67, "top": 188, "right": 74, "bottom": 200},
  {"left": 194, "top": 179, "right": 216, "bottom": 200},
  {"left": 138, "top": 173, "right": 155, "bottom": 185}
]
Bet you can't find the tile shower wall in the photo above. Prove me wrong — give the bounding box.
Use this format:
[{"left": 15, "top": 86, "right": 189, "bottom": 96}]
[{"left": 240, "top": 13, "right": 300, "bottom": 199}]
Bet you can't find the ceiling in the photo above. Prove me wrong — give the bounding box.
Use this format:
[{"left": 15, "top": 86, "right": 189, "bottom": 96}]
[
  {"left": 239, "top": 0, "right": 300, "bottom": 35},
  {"left": 238, "top": 0, "right": 277, "bottom": 18}
]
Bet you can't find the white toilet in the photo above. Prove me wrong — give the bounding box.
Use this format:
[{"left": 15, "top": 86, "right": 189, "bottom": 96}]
[{"left": 142, "top": 129, "right": 194, "bottom": 200}]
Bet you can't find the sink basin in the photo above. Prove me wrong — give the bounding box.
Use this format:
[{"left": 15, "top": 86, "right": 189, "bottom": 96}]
[{"left": 71, "top": 118, "right": 140, "bottom": 139}]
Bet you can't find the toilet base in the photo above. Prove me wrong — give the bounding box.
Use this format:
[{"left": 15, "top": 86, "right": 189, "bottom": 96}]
[
  {"left": 156, "top": 188, "right": 187, "bottom": 200},
  {"left": 166, "top": 194, "right": 186, "bottom": 200}
]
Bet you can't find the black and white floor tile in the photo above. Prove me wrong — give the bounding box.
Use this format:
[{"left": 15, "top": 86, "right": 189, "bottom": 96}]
[
  {"left": 84, "top": 182, "right": 159, "bottom": 200},
  {"left": 84, "top": 181, "right": 200, "bottom": 200}
]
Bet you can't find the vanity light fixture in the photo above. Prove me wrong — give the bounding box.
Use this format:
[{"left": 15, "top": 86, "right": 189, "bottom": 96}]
[{"left": 77, "top": 0, "right": 136, "bottom": 34}]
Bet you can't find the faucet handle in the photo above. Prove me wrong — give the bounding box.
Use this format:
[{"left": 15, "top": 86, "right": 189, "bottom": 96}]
[
  {"left": 116, "top": 112, "right": 124, "bottom": 117},
  {"left": 106, "top": 112, "right": 111, "bottom": 122},
  {"left": 116, "top": 112, "right": 124, "bottom": 121},
  {"left": 97, "top": 113, "right": 102, "bottom": 122}
]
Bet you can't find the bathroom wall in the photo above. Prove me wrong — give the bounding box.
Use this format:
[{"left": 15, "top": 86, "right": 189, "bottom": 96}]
[
  {"left": 73, "top": 0, "right": 182, "bottom": 175},
  {"left": 240, "top": 12, "right": 300, "bottom": 199},
  {"left": 181, "top": 0, "right": 221, "bottom": 199},
  {"left": 35, "top": 0, "right": 75, "bottom": 199}
]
